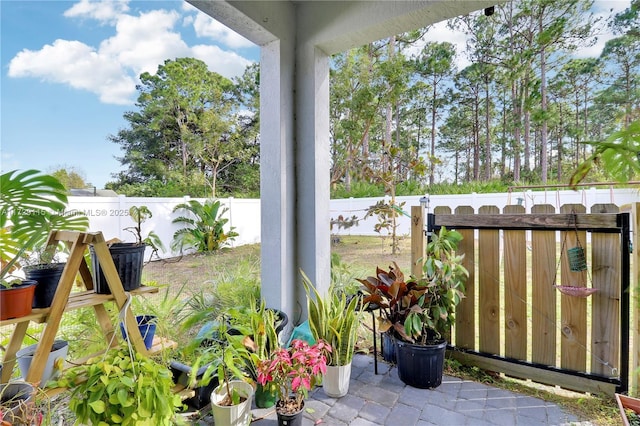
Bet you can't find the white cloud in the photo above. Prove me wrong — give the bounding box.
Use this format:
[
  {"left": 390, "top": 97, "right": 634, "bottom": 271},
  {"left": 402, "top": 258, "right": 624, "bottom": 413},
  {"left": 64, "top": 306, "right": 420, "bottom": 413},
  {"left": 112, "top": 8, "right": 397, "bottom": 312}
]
[
  {"left": 575, "top": 0, "right": 631, "bottom": 59},
  {"left": 64, "top": 0, "right": 130, "bottom": 23},
  {"left": 99, "top": 10, "right": 191, "bottom": 76},
  {"left": 8, "top": 39, "right": 136, "bottom": 105},
  {"left": 7, "top": 1, "right": 257, "bottom": 105},
  {"left": 192, "top": 13, "right": 254, "bottom": 49},
  {"left": 407, "top": 20, "right": 472, "bottom": 71},
  {"left": 191, "top": 44, "right": 253, "bottom": 79}
]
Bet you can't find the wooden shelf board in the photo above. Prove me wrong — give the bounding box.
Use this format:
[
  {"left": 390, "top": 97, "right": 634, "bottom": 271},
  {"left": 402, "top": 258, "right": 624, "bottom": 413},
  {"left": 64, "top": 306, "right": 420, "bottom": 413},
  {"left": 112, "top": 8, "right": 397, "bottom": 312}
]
[
  {"left": 0, "top": 286, "right": 159, "bottom": 326},
  {"left": 148, "top": 336, "right": 178, "bottom": 354}
]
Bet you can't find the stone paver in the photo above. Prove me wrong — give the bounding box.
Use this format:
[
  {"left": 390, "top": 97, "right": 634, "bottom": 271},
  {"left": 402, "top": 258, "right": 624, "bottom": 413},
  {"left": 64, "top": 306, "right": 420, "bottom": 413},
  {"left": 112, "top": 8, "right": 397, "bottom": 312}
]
[{"left": 189, "top": 354, "right": 595, "bottom": 425}]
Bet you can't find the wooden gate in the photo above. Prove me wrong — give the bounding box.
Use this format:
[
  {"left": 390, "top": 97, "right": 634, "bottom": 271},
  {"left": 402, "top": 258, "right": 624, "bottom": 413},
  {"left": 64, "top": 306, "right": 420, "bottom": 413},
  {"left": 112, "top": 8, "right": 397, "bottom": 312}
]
[{"left": 417, "top": 204, "right": 631, "bottom": 395}]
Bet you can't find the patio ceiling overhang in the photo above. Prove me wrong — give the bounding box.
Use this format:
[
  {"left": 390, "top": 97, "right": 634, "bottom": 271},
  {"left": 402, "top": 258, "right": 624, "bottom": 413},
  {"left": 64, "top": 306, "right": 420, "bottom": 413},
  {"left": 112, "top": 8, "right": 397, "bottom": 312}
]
[{"left": 187, "top": 0, "right": 502, "bottom": 323}]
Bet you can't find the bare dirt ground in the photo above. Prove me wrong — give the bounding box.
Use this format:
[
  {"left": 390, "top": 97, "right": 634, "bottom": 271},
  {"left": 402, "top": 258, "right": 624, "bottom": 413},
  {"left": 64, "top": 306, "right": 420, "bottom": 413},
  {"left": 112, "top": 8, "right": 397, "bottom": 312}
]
[{"left": 142, "top": 235, "right": 413, "bottom": 289}]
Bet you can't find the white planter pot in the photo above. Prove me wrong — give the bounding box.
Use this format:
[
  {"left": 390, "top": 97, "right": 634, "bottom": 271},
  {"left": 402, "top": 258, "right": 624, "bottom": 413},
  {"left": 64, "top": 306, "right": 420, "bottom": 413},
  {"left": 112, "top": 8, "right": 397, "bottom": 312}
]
[
  {"left": 323, "top": 362, "right": 352, "bottom": 398},
  {"left": 211, "top": 380, "right": 254, "bottom": 426},
  {"left": 17, "top": 340, "right": 69, "bottom": 386}
]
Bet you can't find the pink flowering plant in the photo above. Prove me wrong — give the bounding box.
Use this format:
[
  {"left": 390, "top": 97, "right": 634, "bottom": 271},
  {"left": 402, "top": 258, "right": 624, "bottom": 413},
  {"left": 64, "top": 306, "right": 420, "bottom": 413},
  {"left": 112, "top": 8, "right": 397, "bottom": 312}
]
[{"left": 257, "top": 339, "right": 331, "bottom": 414}]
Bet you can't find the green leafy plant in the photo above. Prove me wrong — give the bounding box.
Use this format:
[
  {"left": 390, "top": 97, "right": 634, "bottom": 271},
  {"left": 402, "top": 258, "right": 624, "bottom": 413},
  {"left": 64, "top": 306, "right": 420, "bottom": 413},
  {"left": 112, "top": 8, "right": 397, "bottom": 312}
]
[
  {"left": 52, "top": 346, "right": 182, "bottom": 425},
  {"left": 170, "top": 199, "right": 238, "bottom": 253},
  {"left": 359, "top": 227, "right": 468, "bottom": 344},
  {"left": 570, "top": 120, "right": 640, "bottom": 187},
  {"left": 303, "top": 272, "right": 361, "bottom": 366},
  {"left": 124, "top": 205, "right": 165, "bottom": 259},
  {"left": 20, "top": 244, "right": 64, "bottom": 270},
  {"left": 0, "top": 169, "right": 88, "bottom": 286},
  {"left": 188, "top": 320, "right": 253, "bottom": 406}
]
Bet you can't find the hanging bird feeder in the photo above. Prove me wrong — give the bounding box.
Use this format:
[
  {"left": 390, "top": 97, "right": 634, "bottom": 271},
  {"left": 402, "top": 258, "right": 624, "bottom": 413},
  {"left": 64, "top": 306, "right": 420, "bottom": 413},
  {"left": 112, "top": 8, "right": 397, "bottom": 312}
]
[{"left": 553, "top": 211, "right": 598, "bottom": 298}]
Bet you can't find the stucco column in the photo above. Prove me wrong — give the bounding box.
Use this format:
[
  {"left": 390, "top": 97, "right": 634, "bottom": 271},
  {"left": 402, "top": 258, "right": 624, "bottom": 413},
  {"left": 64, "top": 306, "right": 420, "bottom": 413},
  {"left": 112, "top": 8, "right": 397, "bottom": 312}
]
[
  {"left": 296, "top": 46, "right": 331, "bottom": 309},
  {"left": 261, "top": 36, "right": 331, "bottom": 325},
  {"left": 260, "top": 38, "right": 298, "bottom": 322}
]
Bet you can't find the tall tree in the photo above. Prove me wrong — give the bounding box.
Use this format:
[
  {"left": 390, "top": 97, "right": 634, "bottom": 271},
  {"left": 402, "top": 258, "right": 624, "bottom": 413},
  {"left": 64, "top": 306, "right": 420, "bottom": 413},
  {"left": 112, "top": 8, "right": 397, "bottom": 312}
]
[
  {"left": 110, "top": 58, "right": 251, "bottom": 197},
  {"left": 514, "top": 0, "right": 596, "bottom": 182},
  {"left": 414, "top": 42, "right": 457, "bottom": 185},
  {"left": 48, "top": 166, "right": 90, "bottom": 190}
]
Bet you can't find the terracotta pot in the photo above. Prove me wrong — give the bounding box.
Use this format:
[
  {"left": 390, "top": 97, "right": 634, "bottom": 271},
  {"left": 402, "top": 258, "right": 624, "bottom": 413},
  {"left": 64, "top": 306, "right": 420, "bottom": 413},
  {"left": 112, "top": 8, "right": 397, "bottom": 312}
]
[
  {"left": 0, "top": 281, "right": 36, "bottom": 321},
  {"left": 616, "top": 393, "right": 640, "bottom": 426}
]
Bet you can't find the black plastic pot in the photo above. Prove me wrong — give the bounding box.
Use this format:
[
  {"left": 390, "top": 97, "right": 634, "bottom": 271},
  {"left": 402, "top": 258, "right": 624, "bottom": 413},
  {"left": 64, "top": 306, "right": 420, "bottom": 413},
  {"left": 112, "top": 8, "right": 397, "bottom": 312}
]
[
  {"left": 90, "top": 243, "right": 146, "bottom": 294},
  {"left": 395, "top": 339, "right": 447, "bottom": 389},
  {"left": 381, "top": 332, "right": 396, "bottom": 364},
  {"left": 276, "top": 398, "right": 304, "bottom": 426},
  {"left": 24, "top": 263, "right": 66, "bottom": 308},
  {"left": 170, "top": 361, "right": 219, "bottom": 409}
]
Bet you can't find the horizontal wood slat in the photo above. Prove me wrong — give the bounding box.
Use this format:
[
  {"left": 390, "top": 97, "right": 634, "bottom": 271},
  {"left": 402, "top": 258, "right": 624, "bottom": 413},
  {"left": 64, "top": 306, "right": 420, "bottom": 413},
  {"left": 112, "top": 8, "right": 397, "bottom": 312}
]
[{"left": 435, "top": 213, "right": 620, "bottom": 230}]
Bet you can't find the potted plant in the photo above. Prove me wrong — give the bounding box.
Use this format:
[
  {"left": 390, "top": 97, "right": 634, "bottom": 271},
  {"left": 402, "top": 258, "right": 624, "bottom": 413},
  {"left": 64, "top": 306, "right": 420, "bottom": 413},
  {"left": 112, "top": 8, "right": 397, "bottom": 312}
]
[
  {"left": 16, "top": 339, "right": 69, "bottom": 387},
  {"left": 21, "top": 244, "right": 66, "bottom": 309},
  {"left": 257, "top": 339, "right": 331, "bottom": 426},
  {"left": 1, "top": 170, "right": 87, "bottom": 318},
  {"left": 237, "top": 300, "right": 283, "bottom": 408},
  {"left": 0, "top": 278, "right": 37, "bottom": 321},
  {"left": 359, "top": 226, "right": 468, "bottom": 389},
  {"left": 173, "top": 300, "right": 288, "bottom": 410},
  {"left": 303, "top": 272, "right": 361, "bottom": 398},
  {"left": 119, "top": 314, "right": 157, "bottom": 350},
  {"left": 190, "top": 321, "right": 254, "bottom": 426},
  {"left": 91, "top": 205, "right": 164, "bottom": 294},
  {"left": 51, "top": 345, "right": 182, "bottom": 425}
]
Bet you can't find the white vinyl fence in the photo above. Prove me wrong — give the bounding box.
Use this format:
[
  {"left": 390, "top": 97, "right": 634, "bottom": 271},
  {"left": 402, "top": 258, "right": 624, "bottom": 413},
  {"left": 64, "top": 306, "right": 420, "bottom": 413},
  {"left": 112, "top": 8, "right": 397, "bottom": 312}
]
[{"left": 67, "top": 187, "right": 638, "bottom": 259}]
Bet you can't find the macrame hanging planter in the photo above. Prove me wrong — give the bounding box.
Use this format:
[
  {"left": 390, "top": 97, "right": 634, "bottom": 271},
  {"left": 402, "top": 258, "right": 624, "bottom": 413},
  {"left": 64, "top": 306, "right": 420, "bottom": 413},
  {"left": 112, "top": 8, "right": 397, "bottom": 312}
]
[{"left": 553, "top": 212, "right": 598, "bottom": 298}]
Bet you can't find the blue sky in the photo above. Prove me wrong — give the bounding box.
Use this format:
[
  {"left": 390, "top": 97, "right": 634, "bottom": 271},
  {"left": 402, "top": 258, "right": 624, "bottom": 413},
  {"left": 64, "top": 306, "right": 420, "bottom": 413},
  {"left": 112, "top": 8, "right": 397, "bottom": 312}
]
[
  {"left": 0, "top": 0, "right": 630, "bottom": 189},
  {"left": 1, "top": 0, "right": 259, "bottom": 188}
]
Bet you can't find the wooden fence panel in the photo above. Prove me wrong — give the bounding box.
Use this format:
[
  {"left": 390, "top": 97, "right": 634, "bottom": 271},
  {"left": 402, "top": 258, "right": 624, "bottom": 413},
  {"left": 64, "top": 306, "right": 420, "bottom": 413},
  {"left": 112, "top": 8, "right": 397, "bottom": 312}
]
[
  {"left": 531, "top": 204, "right": 557, "bottom": 366},
  {"left": 478, "top": 205, "right": 501, "bottom": 355},
  {"left": 455, "top": 206, "right": 475, "bottom": 350},
  {"left": 591, "top": 204, "right": 620, "bottom": 377},
  {"left": 560, "top": 204, "right": 587, "bottom": 372},
  {"left": 620, "top": 202, "right": 640, "bottom": 394},
  {"left": 503, "top": 205, "right": 527, "bottom": 360},
  {"left": 429, "top": 202, "right": 632, "bottom": 395}
]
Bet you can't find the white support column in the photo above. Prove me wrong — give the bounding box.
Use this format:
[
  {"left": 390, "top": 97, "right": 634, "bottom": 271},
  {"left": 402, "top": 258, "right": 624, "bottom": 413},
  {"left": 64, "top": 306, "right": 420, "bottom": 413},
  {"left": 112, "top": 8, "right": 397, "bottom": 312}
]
[
  {"left": 260, "top": 38, "right": 298, "bottom": 322},
  {"left": 296, "top": 45, "right": 331, "bottom": 306}
]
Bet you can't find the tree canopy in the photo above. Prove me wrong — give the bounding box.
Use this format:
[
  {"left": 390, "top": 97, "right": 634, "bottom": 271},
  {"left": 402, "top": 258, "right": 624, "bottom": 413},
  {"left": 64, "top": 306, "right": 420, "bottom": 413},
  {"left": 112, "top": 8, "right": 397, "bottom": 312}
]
[{"left": 107, "top": 0, "right": 639, "bottom": 197}]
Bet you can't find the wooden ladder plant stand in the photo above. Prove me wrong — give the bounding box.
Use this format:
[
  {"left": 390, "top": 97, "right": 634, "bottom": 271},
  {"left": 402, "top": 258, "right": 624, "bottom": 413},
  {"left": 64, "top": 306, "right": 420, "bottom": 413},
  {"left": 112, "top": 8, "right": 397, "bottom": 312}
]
[{"left": 0, "top": 230, "right": 175, "bottom": 386}]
